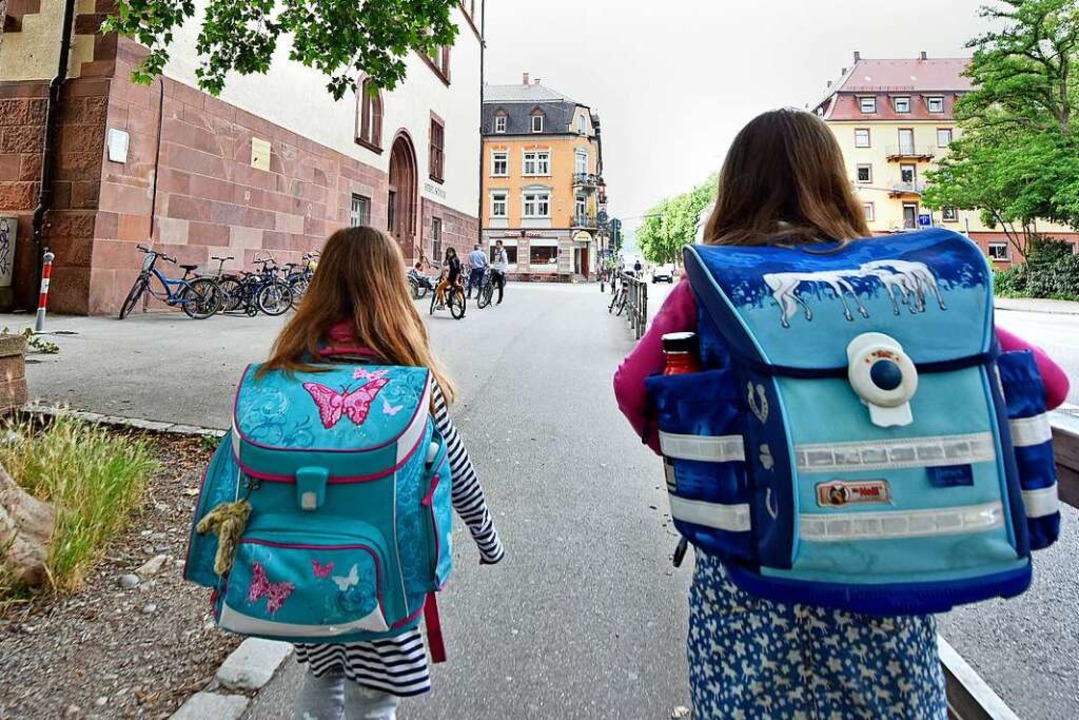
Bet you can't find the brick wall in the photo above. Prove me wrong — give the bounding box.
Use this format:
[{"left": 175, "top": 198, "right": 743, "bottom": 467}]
[{"left": 421, "top": 196, "right": 477, "bottom": 262}]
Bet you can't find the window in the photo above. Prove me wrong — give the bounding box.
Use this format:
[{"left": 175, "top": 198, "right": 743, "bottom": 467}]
[
  {"left": 900, "top": 164, "right": 917, "bottom": 184},
  {"left": 427, "top": 45, "right": 451, "bottom": 82},
  {"left": 863, "top": 202, "right": 875, "bottom": 222},
  {"left": 898, "top": 128, "right": 915, "bottom": 154},
  {"left": 491, "top": 151, "right": 508, "bottom": 176},
  {"left": 937, "top": 128, "right": 953, "bottom": 148},
  {"left": 942, "top": 206, "right": 958, "bottom": 222},
  {"left": 854, "top": 128, "right": 871, "bottom": 148},
  {"left": 491, "top": 245, "right": 518, "bottom": 265},
  {"left": 523, "top": 192, "right": 550, "bottom": 217},
  {"left": 356, "top": 78, "right": 383, "bottom": 151},
  {"left": 856, "top": 164, "right": 872, "bottom": 183},
  {"left": 575, "top": 195, "right": 586, "bottom": 218},
  {"left": 494, "top": 115, "right": 507, "bottom": 133},
  {"left": 893, "top": 96, "right": 911, "bottom": 113},
  {"left": 429, "top": 117, "right": 445, "bottom": 182},
  {"left": 859, "top": 96, "right": 877, "bottom": 114},
  {"left": 350, "top": 194, "right": 371, "bottom": 227},
  {"left": 523, "top": 151, "right": 550, "bottom": 176},
  {"left": 988, "top": 242, "right": 1009, "bottom": 261},
  {"left": 431, "top": 217, "right": 442, "bottom": 261},
  {"left": 531, "top": 114, "right": 544, "bottom": 133},
  {"left": 577, "top": 115, "right": 586, "bottom": 134},
  {"left": 927, "top": 96, "right": 945, "bottom": 113},
  {"left": 575, "top": 150, "right": 588, "bottom": 175},
  {"left": 530, "top": 245, "right": 558, "bottom": 265},
  {"left": 490, "top": 191, "right": 508, "bottom": 218}
]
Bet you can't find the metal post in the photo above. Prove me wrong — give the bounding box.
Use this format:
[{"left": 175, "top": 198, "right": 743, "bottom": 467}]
[{"left": 35, "top": 248, "right": 55, "bottom": 332}]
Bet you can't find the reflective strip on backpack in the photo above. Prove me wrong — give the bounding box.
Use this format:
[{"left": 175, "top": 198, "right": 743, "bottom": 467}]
[
  {"left": 800, "top": 501, "right": 1004, "bottom": 542},
  {"left": 1022, "top": 484, "right": 1060, "bottom": 518},
  {"left": 1009, "top": 414, "right": 1053, "bottom": 448},
  {"left": 668, "top": 495, "right": 752, "bottom": 533},
  {"left": 659, "top": 431, "right": 745, "bottom": 463},
  {"left": 795, "top": 432, "right": 997, "bottom": 474}
]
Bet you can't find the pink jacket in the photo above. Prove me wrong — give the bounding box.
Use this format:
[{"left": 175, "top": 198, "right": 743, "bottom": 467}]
[{"left": 614, "top": 280, "right": 1071, "bottom": 454}]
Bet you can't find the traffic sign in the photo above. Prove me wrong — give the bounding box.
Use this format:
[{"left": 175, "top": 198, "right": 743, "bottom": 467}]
[{"left": 918, "top": 213, "right": 932, "bottom": 227}]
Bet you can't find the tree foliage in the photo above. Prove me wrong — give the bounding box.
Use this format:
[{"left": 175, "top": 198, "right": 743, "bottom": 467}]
[
  {"left": 636, "top": 176, "right": 717, "bottom": 264},
  {"left": 102, "top": 0, "right": 460, "bottom": 98},
  {"left": 924, "top": 0, "right": 1079, "bottom": 255}
]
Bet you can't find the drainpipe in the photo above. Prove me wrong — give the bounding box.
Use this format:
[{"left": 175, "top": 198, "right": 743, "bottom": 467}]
[
  {"left": 477, "top": 1, "right": 486, "bottom": 249},
  {"left": 30, "top": 0, "right": 77, "bottom": 304}
]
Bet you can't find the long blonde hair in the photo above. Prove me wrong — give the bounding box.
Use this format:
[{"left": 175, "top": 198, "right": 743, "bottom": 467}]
[
  {"left": 703, "top": 109, "right": 870, "bottom": 247},
  {"left": 262, "top": 226, "right": 456, "bottom": 403}
]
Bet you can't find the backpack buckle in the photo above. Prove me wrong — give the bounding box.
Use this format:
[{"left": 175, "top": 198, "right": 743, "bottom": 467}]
[
  {"left": 295, "top": 467, "right": 329, "bottom": 511},
  {"left": 847, "top": 333, "right": 918, "bottom": 428}
]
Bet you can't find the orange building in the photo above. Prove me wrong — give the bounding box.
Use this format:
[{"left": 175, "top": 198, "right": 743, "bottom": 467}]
[{"left": 481, "top": 74, "right": 606, "bottom": 280}]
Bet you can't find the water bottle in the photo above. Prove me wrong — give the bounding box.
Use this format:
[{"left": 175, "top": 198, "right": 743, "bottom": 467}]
[{"left": 661, "top": 332, "right": 700, "bottom": 567}]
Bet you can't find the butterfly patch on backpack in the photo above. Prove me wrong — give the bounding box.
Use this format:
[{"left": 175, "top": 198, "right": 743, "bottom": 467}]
[{"left": 303, "top": 378, "right": 389, "bottom": 429}]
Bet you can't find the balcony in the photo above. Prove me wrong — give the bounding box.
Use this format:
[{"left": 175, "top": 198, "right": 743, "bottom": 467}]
[
  {"left": 886, "top": 145, "right": 936, "bottom": 161},
  {"left": 572, "top": 213, "right": 599, "bottom": 230},
  {"left": 573, "top": 173, "right": 601, "bottom": 189},
  {"left": 888, "top": 181, "right": 927, "bottom": 197}
]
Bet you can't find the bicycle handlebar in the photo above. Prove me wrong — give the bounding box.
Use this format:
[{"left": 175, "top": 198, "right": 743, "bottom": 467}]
[{"left": 135, "top": 245, "right": 176, "bottom": 263}]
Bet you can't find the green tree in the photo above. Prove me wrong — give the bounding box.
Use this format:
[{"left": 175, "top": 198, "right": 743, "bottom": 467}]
[
  {"left": 924, "top": 0, "right": 1079, "bottom": 256},
  {"left": 102, "top": 0, "right": 460, "bottom": 98},
  {"left": 636, "top": 176, "right": 717, "bottom": 264}
]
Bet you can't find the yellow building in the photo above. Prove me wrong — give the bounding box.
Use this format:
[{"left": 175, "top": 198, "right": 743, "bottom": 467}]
[
  {"left": 482, "top": 74, "right": 606, "bottom": 279},
  {"left": 813, "top": 52, "right": 1078, "bottom": 264}
]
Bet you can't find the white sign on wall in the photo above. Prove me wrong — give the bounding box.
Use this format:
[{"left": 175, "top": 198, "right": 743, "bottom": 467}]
[{"left": 0, "top": 216, "right": 16, "bottom": 289}]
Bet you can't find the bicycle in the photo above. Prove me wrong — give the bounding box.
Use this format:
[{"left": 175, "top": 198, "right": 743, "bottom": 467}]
[
  {"left": 285, "top": 251, "right": 319, "bottom": 302},
  {"left": 248, "top": 254, "right": 293, "bottom": 315},
  {"left": 608, "top": 278, "right": 628, "bottom": 316},
  {"left": 429, "top": 279, "right": 466, "bottom": 320},
  {"left": 119, "top": 246, "right": 222, "bottom": 320},
  {"left": 202, "top": 255, "right": 243, "bottom": 314},
  {"left": 476, "top": 268, "right": 501, "bottom": 310}
]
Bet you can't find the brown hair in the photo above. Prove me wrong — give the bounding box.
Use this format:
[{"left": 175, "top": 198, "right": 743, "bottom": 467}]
[
  {"left": 261, "top": 226, "right": 456, "bottom": 403},
  {"left": 702, "top": 109, "right": 870, "bottom": 247}
]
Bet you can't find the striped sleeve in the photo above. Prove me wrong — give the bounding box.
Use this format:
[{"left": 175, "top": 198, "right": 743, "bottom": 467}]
[{"left": 431, "top": 382, "right": 505, "bottom": 564}]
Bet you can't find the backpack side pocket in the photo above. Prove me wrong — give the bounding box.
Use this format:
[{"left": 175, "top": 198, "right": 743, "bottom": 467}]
[
  {"left": 646, "top": 369, "right": 753, "bottom": 562},
  {"left": 998, "top": 350, "right": 1060, "bottom": 550},
  {"left": 184, "top": 433, "right": 243, "bottom": 588}
]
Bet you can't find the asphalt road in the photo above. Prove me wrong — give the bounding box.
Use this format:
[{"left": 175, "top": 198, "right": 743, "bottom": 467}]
[{"left": 7, "top": 285, "right": 1079, "bottom": 719}]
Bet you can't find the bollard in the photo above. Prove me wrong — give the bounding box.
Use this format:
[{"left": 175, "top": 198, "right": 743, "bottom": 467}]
[{"left": 35, "top": 249, "right": 55, "bottom": 333}]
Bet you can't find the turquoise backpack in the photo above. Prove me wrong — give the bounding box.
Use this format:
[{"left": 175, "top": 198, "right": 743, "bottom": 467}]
[{"left": 184, "top": 362, "right": 454, "bottom": 650}]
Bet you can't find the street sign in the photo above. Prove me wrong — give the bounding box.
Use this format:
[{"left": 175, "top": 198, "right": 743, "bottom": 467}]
[{"left": 918, "top": 213, "right": 932, "bottom": 228}]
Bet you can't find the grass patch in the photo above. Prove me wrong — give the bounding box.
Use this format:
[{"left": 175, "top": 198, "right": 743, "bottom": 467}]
[{"left": 0, "top": 416, "right": 158, "bottom": 596}]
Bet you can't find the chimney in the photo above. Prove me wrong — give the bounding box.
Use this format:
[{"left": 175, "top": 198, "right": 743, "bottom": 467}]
[
  {"left": 826, "top": 80, "right": 832, "bottom": 88},
  {"left": 853, "top": 51, "right": 861, "bottom": 62},
  {"left": 534, "top": 78, "right": 541, "bottom": 85},
  {"left": 522, "top": 72, "right": 530, "bottom": 85},
  {"left": 841, "top": 68, "right": 847, "bottom": 75},
  {"left": 920, "top": 51, "right": 928, "bottom": 61}
]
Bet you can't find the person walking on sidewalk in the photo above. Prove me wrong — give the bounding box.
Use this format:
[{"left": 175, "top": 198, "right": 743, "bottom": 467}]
[
  {"left": 613, "top": 109, "right": 1071, "bottom": 720},
  {"left": 490, "top": 240, "right": 509, "bottom": 305},
  {"left": 465, "top": 244, "right": 489, "bottom": 300},
  {"left": 263, "top": 227, "right": 506, "bottom": 719}
]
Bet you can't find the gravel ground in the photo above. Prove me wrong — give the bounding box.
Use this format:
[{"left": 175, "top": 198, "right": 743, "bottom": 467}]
[{"left": 0, "top": 433, "right": 241, "bottom": 720}]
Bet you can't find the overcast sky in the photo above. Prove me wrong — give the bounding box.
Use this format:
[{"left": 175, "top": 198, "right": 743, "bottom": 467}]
[{"left": 484, "top": 0, "right": 990, "bottom": 232}]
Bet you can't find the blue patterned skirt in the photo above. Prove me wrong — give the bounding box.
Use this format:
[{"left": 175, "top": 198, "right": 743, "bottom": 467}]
[{"left": 688, "top": 553, "right": 947, "bottom": 719}]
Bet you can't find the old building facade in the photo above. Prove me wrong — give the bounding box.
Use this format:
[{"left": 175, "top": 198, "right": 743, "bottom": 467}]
[
  {"left": 813, "top": 52, "right": 1078, "bottom": 265},
  {"left": 0, "top": 0, "right": 483, "bottom": 314},
  {"left": 481, "top": 75, "right": 606, "bottom": 280}
]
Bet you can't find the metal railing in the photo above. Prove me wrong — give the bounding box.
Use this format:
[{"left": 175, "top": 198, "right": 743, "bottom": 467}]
[
  {"left": 573, "top": 173, "right": 601, "bottom": 188},
  {"left": 573, "top": 213, "right": 599, "bottom": 229},
  {"left": 886, "top": 144, "right": 937, "bottom": 160},
  {"left": 610, "top": 271, "right": 648, "bottom": 340},
  {"left": 890, "top": 181, "right": 928, "bottom": 195},
  {"left": 943, "top": 410, "right": 1079, "bottom": 719}
]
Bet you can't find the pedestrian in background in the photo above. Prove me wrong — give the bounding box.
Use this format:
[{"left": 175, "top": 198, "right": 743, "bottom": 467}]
[
  {"left": 613, "top": 109, "right": 1070, "bottom": 719},
  {"left": 491, "top": 240, "right": 509, "bottom": 305},
  {"left": 465, "top": 243, "right": 489, "bottom": 300}
]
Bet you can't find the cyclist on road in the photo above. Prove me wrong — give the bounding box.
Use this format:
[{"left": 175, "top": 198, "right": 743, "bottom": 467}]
[
  {"left": 633, "top": 258, "right": 643, "bottom": 277},
  {"left": 434, "top": 247, "right": 463, "bottom": 312},
  {"left": 465, "top": 244, "right": 489, "bottom": 300},
  {"left": 490, "top": 240, "right": 509, "bottom": 305}
]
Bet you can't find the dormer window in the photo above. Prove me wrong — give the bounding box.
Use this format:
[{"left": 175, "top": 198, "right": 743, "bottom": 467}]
[
  {"left": 494, "top": 114, "right": 507, "bottom": 133},
  {"left": 893, "top": 96, "right": 911, "bottom": 113},
  {"left": 531, "top": 112, "right": 544, "bottom": 133},
  {"left": 577, "top": 115, "right": 586, "bottom": 135},
  {"left": 859, "top": 97, "right": 877, "bottom": 114},
  {"left": 927, "top": 96, "right": 945, "bottom": 113}
]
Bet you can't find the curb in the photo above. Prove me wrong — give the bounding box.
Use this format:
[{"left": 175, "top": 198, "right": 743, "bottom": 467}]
[
  {"left": 21, "top": 403, "right": 227, "bottom": 437},
  {"left": 994, "top": 301, "right": 1079, "bottom": 316},
  {"left": 169, "top": 639, "right": 294, "bottom": 719}
]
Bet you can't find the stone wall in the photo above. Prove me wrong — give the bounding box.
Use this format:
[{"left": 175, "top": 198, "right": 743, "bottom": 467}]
[{"left": 421, "top": 196, "right": 478, "bottom": 262}]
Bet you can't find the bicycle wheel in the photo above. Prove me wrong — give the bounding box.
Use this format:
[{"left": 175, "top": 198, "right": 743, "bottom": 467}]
[
  {"left": 217, "top": 276, "right": 243, "bottom": 312},
  {"left": 119, "top": 275, "right": 149, "bottom": 319},
  {"left": 288, "top": 274, "right": 309, "bottom": 302},
  {"left": 181, "top": 278, "right": 222, "bottom": 319},
  {"left": 477, "top": 280, "right": 493, "bottom": 309},
  {"left": 449, "top": 288, "right": 466, "bottom": 319},
  {"left": 616, "top": 293, "right": 628, "bottom": 317},
  {"left": 256, "top": 280, "right": 293, "bottom": 316}
]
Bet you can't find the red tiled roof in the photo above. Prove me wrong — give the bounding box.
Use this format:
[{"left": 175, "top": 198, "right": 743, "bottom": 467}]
[{"left": 838, "top": 58, "right": 973, "bottom": 93}]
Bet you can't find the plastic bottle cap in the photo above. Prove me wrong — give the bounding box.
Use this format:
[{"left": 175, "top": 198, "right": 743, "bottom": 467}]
[{"left": 662, "top": 332, "right": 698, "bottom": 354}]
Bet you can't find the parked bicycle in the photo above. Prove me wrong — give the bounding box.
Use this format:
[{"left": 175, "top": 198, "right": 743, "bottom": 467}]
[
  {"left": 118, "top": 246, "right": 222, "bottom": 320},
  {"left": 608, "top": 277, "right": 629, "bottom": 316},
  {"left": 285, "top": 251, "right": 319, "bottom": 302},
  {"left": 216, "top": 254, "right": 293, "bottom": 316}
]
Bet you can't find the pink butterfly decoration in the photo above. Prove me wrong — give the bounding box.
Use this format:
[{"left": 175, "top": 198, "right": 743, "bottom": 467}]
[
  {"left": 248, "top": 562, "right": 295, "bottom": 615},
  {"left": 303, "top": 378, "right": 389, "bottom": 429},
  {"left": 353, "top": 368, "right": 389, "bottom": 382},
  {"left": 382, "top": 398, "right": 404, "bottom": 416},
  {"left": 312, "top": 559, "right": 335, "bottom": 578}
]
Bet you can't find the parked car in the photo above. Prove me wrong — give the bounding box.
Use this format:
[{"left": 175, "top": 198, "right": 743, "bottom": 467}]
[{"left": 651, "top": 263, "right": 675, "bottom": 283}]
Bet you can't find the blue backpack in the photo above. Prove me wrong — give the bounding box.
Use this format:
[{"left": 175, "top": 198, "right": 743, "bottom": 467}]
[
  {"left": 184, "top": 362, "right": 454, "bottom": 647},
  {"left": 648, "top": 229, "right": 1059, "bottom": 615}
]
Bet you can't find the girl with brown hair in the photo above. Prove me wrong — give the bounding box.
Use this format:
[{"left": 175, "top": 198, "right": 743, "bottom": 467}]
[
  {"left": 266, "top": 226, "right": 505, "bottom": 719},
  {"left": 613, "top": 109, "right": 1069, "bottom": 718}
]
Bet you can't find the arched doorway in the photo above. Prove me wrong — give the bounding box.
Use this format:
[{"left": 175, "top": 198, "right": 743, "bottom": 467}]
[{"left": 388, "top": 132, "right": 418, "bottom": 260}]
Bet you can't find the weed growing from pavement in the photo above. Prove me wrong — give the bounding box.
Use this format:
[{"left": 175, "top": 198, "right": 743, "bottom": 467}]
[
  {"left": 199, "top": 434, "right": 222, "bottom": 452},
  {"left": 1, "top": 327, "right": 59, "bottom": 354},
  {"left": 0, "top": 416, "right": 158, "bottom": 597}
]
